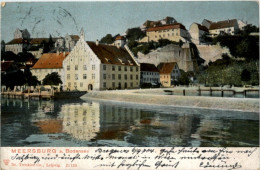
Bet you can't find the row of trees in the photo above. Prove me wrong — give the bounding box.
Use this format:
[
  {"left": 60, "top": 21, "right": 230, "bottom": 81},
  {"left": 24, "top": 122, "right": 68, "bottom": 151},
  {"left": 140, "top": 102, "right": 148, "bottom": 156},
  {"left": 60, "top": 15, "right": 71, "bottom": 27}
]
[{"left": 2, "top": 70, "right": 62, "bottom": 90}]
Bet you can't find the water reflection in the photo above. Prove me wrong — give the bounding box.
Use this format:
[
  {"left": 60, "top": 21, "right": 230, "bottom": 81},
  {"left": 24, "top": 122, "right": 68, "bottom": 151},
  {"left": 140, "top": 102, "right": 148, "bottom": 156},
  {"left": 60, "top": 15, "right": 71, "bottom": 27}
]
[{"left": 1, "top": 98, "right": 259, "bottom": 147}]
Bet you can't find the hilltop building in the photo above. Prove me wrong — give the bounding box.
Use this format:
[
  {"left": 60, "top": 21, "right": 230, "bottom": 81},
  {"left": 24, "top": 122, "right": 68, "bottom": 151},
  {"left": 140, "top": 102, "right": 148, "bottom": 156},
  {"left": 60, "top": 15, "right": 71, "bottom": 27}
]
[
  {"left": 113, "top": 35, "right": 126, "bottom": 48},
  {"left": 140, "top": 63, "right": 160, "bottom": 85},
  {"left": 5, "top": 28, "right": 79, "bottom": 57},
  {"left": 202, "top": 19, "right": 245, "bottom": 37},
  {"left": 140, "top": 16, "right": 177, "bottom": 31},
  {"left": 139, "top": 23, "right": 189, "bottom": 43},
  {"left": 63, "top": 29, "right": 140, "bottom": 91},
  {"left": 189, "top": 23, "right": 209, "bottom": 45},
  {"left": 159, "top": 62, "right": 180, "bottom": 87}
]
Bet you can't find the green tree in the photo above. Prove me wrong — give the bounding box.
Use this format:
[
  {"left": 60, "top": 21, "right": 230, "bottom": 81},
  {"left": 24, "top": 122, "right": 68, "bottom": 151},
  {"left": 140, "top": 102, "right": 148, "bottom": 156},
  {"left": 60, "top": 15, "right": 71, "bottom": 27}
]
[
  {"left": 241, "top": 69, "right": 251, "bottom": 82},
  {"left": 24, "top": 68, "right": 40, "bottom": 86},
  {"left": 1, "top": 70, "right": 25, "bottom": 90},
  {"left": 178, "top": 70, "right": 190, "bottom": 85},
  {"left": 126, "top": 27, "right": 145, "bottom": 41},
  {"left": 100, "top": 34, "right": 115, "bottom": 44},
  {"left": 42, "top": 72, "right": 62, "bottom": 86}
]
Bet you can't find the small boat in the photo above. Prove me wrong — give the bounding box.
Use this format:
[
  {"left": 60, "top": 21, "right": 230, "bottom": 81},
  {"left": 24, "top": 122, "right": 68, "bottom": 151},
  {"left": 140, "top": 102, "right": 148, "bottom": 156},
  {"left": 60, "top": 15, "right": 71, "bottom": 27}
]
[{"left": 54, "top": 91, "right": 87, "bottom": 99}]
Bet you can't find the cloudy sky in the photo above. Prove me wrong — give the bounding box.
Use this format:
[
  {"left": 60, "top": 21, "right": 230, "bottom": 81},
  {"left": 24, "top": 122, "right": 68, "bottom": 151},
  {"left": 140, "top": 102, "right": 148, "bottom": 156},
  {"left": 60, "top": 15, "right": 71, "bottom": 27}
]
[{"left": 1, "top": 1, "right": 259, "bottom": 42}]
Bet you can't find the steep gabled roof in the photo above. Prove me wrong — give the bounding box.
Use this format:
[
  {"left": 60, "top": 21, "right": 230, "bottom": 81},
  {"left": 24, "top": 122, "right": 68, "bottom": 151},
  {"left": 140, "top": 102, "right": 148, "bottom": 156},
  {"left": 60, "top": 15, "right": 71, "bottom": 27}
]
[
  {"left": 140, "top": 63, "right": 159, "bottom": 72},
  {"left": 86, "top": 41, "right": 137, "bottom": 66},
  {"left": 209, "top": 19, "right": 237, "bottom": 30},
  {"left": 147, "top": 23, "right": 186, "bottom": 32},
  {"left": 32, "top": 52, "right": 69, "bottom": 69},
  {"left": 159, "top": 62, "right": 177, "bottom": 74}
]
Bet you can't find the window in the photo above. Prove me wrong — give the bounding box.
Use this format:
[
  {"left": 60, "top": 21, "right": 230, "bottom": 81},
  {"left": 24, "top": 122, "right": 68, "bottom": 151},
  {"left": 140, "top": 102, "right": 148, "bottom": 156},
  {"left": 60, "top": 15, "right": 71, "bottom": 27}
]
[
  {"left": 74, "top": 82, "right": 77, "bottom": 88},
  {"left": 124, "top": 66, "right": 127, "bottom": 71},
  {"left": 75, "top": 74, "right": 78, "bottom": 80},
  {"left": 92, "top": 74, "right": 95, "bottom": 79},
  {"left": 103, "top": 82, "right": 106, "bottom": 88},
  {"left": 75, "top": 65, "right": 78, "bottom": 70},
  {"left": 118, "top": 66, "right": 121, "bottom": 71},
  {"left": 83, "top": 65, "right": 87, "bottom": 70},
  {"left": 83, "top": 74, "right": 87, "bottom": 79},
  {"left": 131, "top": 82, "right": 133, "bottom": 87},
  {"left": 136, "top": 67, "right": 139, "bottom": 71},
  {"left": 136, "top": 75, "right": 138, "bottom": 80},
  {"left": 112, "top": 82, "right": 115, "bottom": 88},
  {"left": 112, "top": 74, "right": 115, "bottom": 80},
  {"left": 103, "top": 74, "right": 106, "bottom": 79},
  {"left": 92, "top": 65, "right": 95, "bottom": 70},
  {"left": 130, "top": 75, "right": 133, "bottom": 80},
  {"left": 118, "top": 74, "right": 121, "bottom": 80},
  {"left": 112, "top": 66, "right": 115, "bottom": 71},
  {"left": 130, "top": 67, "right": 133, "bottom": 72},
  {"left": 80, "top": 82, "right": 83, "bottom": 87},
  {"left": 67, "top": 65, "right": 70, "bottom": 70},
  {"left": 103, "top": 65, "right": 106, "bottom": 70},
  {"left": 67, "top": 74, "right": 70, "bottom": 80},
  {"left": 68, "top": 82, "right": 71, "bottom": 87},
  {"left": 124, "top": 74, "right": 127, "bottom": 80}
]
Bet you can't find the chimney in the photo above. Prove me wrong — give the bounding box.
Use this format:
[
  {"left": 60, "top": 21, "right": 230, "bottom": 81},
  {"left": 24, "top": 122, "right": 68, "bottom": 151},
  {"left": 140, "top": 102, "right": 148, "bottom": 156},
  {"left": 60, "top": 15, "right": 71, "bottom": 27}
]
[{"left": 96, "top": 39, "right": 99, "bottom": 45}]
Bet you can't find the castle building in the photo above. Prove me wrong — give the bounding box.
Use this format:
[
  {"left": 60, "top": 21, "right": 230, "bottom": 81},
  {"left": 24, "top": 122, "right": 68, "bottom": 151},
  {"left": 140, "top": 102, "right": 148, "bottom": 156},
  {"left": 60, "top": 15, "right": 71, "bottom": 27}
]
[
  {"left": 139, "top": 23, "right": 189, "bottom": 43},
  {"left": 189, "top": 23, "right": 209, "bottom": 45}
]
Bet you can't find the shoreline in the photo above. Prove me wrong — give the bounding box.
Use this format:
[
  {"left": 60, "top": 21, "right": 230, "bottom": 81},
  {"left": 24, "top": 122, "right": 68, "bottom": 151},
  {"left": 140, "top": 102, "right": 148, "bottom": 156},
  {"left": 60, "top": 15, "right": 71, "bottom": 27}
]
[{"left": 82, "top": 89, "right": 259, "bottom": 113}]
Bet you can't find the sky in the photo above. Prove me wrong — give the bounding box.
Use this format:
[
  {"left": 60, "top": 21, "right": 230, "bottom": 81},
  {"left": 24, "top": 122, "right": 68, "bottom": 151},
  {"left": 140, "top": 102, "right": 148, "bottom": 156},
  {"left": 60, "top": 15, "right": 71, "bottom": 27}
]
[{"left": 1, "top": 1, "right": 259, "bottom": 42}]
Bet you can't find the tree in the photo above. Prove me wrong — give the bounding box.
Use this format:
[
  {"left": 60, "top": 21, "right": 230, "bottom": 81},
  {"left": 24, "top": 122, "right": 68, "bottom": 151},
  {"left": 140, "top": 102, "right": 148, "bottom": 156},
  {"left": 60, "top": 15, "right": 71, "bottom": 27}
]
[
  {"left": 1, "top": 70, "right": 25, "bottom": 90},
  {"left": 24, "top": 68, "right": 40, "bottom": 86},
  {"left": 42, "top": 72, "right": 62, "bottom": 86},
  {"left": 126, "top": 27, "right": 145, "bottom": 41},
  {"left": 178, "top": 70, "right": 190, "bottom": 85},
  {"left": 100, "top": 34, "right": 115, "bottom": 44},
  {"left": 241, "top": 69, "right": 251, "bottom": 82},
  {"left": 48, "top": 34, "right": 54, "bottom": 48}
]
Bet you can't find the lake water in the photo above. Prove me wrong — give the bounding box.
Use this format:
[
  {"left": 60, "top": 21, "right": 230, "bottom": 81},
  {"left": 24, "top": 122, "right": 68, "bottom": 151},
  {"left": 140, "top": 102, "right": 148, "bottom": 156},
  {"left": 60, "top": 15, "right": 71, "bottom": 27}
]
[{"left": 1, "top": 98, "right": 259, "bottom": 147}]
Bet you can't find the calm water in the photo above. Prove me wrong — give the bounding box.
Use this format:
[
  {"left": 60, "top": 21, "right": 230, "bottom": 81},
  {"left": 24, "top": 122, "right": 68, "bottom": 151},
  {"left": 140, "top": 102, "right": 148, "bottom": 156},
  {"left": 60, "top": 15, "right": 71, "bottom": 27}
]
[{"left": 1, "top": 98, "right": 259, "bottom": 147}]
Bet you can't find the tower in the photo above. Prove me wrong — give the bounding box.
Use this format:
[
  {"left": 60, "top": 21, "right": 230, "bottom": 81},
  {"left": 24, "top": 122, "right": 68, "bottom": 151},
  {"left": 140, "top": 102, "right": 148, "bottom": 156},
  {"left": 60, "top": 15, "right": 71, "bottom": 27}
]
[{"left": 80, "top": 28, "right": 85, "bottom": 40}]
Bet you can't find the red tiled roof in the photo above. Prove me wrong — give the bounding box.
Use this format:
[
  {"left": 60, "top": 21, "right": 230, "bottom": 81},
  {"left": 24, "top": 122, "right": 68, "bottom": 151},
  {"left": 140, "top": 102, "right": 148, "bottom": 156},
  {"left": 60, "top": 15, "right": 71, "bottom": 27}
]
[
  {"left": 147, "top": 23, "right": 186, "bottom": 32},
  {"left": 209, "top": 19, "right": 237, "bottom": 30},
  {"left": 1, "top": 61, "right": 14, "bottom": 71},
  {"left": 87, "top": 41, "right": 137, "bottom": 66},
  {"left": 159, "top": 62, "right": 177, "bottom": 74},
  {"left": 141, "top": 63, "right": 159, "bottom": 72},
  {"left": 115, "top": 36, "right": 125, "bottom": 40},
  {"left": 6, "top": 38, "right": 26, "bottom": 45},
  {"left": 32, "top": 52, "right": 69, "bottom": 69}
]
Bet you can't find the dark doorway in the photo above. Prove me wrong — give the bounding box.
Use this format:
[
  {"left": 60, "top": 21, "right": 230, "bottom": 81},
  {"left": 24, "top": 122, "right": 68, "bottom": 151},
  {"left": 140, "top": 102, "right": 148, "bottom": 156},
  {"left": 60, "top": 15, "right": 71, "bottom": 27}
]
[{"left": 88, "top": 84, "right": 93, "bottom": 91}]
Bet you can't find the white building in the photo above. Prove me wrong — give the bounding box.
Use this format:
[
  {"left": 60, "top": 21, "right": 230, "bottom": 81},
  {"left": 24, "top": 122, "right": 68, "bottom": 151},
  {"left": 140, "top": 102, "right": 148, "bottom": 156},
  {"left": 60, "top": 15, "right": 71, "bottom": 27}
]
[
  {"left": 202, "top": 19, "right": 240, "bottom": 37},
  {"left": 63, "top": 29, "right": 140, "bottom": 91},
  {"left": 140, "top": 63, "right": 160, "bottom": 85},
  {"left": 189, "top": 23, "right": 209, "bottom": 45},
  {"left": 31, "top": 52, "right": 69, "bottom": 84}
]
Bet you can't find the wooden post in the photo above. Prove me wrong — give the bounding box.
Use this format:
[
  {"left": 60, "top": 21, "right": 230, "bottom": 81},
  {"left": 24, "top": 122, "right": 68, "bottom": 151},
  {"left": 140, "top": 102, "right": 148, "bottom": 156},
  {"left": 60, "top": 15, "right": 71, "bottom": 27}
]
[
  {"left": 183, "top": 89, "right": 185, "bottom": 96},
  {"left": 244, "top": 90, "right": 247, "bottom": 98},
  {"left": 198, "top": 86, "right": 201, "bottom": 96},
  {"left": 221, "top": 89, "right": 224, "bottom": 97},
  {"left": 210, "top": 87, "right": 212, "bottom": 96}
]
